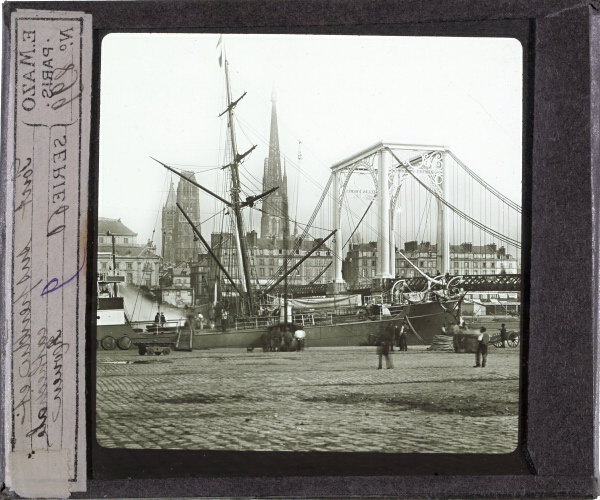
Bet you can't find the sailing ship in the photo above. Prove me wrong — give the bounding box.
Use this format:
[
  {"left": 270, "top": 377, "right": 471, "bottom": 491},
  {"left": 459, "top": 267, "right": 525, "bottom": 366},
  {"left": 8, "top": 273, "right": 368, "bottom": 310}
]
[{"left": 95, "top": 47, "right": 466, "bottom": 352}]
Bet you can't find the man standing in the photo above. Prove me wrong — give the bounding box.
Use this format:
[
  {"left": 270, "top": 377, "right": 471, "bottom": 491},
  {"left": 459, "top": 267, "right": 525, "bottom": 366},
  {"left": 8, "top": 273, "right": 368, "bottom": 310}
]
[
  {"left": 399, "top": 319, "right": 408, "bottom": 351},
  {"left": 393, "top": 324, "right": 400, "bottom": 350},
  {"left": 294, "top": 328, "right": 306, "bottom": 351},
  {"left": 385, "top": 325, "right": 395, "bottom": 351},
  {"left": 474, "top": 327, "right": 489, "bottom": 368},
  {"left": 221, "top": 307, "right": 229, "bottom": 332},
  {"left": 261, "top": 331, "right": 271, "bottom": 352},
  {"left": 500, "top": 323, "right": 507, "bottom": 348},
  {"left": 283, "top": 329, "right": 293, "bottom": 351}
]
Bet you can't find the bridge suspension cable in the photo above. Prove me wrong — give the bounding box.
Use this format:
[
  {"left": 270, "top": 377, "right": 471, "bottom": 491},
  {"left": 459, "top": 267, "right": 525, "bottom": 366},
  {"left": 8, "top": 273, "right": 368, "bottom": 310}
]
[
  {"left": 385, "top": 147, "right": 521, "bottom": 249},
  {"left": 447, "top": 150, "right": 526, "bottom": 218},
  {"left": 259, "top": 173, "right": 334, "bottom": 291}
]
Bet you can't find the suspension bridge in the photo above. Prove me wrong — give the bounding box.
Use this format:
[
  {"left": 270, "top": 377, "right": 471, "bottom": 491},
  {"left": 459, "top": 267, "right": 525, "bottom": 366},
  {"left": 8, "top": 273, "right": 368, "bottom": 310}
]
[{"left": 257, "top": 141, "right": 523, "bottom": 298}]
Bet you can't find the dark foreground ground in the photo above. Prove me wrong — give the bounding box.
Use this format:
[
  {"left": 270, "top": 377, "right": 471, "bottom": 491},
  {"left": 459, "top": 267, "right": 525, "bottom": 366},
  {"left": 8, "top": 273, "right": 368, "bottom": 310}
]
[{"left": 96, "top": 341, "right": 519, "bottom": 453}]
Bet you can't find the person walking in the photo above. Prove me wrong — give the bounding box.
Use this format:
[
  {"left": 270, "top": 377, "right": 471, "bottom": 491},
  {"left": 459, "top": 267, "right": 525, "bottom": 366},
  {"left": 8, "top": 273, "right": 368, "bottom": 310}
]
[
  {"left": 377, "top": 330, "right": 393, "bottom": 369},
  {"left": 474, "top": 327, "right": 489, "bottom": 368},
  {"left": 500, "top": 323, "right": 507, "bottom": 348}
]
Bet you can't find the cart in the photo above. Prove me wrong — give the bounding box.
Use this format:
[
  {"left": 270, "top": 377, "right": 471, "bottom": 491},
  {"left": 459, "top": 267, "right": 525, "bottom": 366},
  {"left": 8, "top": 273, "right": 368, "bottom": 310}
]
[
  {"left": 134, "top": 341, "right": 175, "bottom": 356},
  {"left": 492, "top": 330, "right": 519, "bottom": 348}
]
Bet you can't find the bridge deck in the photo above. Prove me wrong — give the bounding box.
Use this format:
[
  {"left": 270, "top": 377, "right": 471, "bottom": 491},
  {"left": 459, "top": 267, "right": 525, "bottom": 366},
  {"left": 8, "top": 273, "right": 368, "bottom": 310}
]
[{"left": 268, "top": 275, "right": 522, "bottom": 298}]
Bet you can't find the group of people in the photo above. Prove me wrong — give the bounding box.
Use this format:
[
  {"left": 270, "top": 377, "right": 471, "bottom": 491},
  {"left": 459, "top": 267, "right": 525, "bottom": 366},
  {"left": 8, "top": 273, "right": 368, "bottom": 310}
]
[
  {"left": 154, "top": 311, "right": 167, "bottom": 326},
  {"left": 376, "top": 319, "right": 409, "bottom": 369},
  {"left": 259, "top": 325, "right": 306, "bottom": 352},
  {"left": 203, "top": 302, "right": 231, "bottom": 332},
  {"left": 375, "top": 319, "right": 506, "bottom": 370}
]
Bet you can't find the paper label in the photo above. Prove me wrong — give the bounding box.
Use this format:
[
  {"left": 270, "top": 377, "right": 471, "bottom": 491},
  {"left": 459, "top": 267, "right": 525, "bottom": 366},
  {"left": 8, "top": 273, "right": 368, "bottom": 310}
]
[{"left": 4, "top": 9, "right": 91, "bottom": 496}]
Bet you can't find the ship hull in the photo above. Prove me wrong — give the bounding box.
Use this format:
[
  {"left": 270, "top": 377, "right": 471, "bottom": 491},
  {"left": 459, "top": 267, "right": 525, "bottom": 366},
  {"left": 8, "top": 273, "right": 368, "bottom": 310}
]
[
  {"left": 193, "top": 300, "right": 460, "bottom": 349},
  {"left": 96, "top": 300, "right": 460, "bottom": 350}
]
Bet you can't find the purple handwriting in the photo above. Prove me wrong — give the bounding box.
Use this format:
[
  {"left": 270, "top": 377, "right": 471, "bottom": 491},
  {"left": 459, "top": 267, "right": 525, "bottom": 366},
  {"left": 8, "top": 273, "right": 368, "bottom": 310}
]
[{"left": 41, "top": 248, "right": 86, "bottom": 297}]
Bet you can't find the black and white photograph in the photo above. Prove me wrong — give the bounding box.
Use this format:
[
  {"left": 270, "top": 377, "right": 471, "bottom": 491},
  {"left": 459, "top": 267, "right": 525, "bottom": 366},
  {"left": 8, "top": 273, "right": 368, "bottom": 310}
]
[{"left": 95, "top": 33, "right": 523, "bottom": 454}]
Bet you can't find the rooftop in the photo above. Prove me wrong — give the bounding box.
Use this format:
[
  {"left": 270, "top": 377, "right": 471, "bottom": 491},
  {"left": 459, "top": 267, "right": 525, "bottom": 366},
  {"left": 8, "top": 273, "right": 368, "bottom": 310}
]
[
  {"left": 98, "top": 217, "right": 137, "bottom": 237},
  {"left": 97, "top": 244, "right": 158, "bottom": 259}
]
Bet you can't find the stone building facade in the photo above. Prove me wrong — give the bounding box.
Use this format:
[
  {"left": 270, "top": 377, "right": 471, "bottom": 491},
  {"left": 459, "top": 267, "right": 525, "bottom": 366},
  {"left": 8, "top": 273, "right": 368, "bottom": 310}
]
[
  {"left": 342, "top": 241, "right": 520, "bottom": 289},
  {"left": 97, "top": 217, "right": 160, "bottom": 286},
  {"left": 204, "top": 230, "right": 333, "bottom": 296}
]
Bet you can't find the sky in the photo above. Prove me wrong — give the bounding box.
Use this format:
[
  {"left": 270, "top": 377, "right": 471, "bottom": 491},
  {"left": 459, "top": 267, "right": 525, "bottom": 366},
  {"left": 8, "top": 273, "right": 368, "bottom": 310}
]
[{"left": 99, "top": 34, "right": 523, "bottom": 255}]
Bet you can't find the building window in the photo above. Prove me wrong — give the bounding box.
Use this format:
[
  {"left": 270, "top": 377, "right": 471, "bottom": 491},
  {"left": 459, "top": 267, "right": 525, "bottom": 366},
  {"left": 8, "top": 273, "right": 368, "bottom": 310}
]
[
  {"left": 124, "top": 238, "right": 129, "bottom": 244},
  {"left": 269, "top": 268, "right": 274, "bottom": 276},
  {"left": 102, "top": 262, "right": 107, "bottom": 269},
  {"left": 260, "top": 268, "right": 265, "bottom": 277},
  {"left": 372, "top": 260, "right": 376, "bottom": 267},
  {"left": 126, "top": 273, "right": 133, "bottom": 283},
  {"left": 269, "top": 259, "right": 274, "bottom": 266},
  {"left": 127, "top": 262, "right": 133, "bottom": 270},
  {"left": 259, "top": 259, "right": 264, "bottom": 265},
  {"left": 99, "top": 237, "right": 104, "bottom": 243}
]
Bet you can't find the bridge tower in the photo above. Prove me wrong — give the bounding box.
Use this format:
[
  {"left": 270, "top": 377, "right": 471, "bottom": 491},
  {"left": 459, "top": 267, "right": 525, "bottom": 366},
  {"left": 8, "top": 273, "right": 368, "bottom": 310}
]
[
  {"left": 436, "top": 151, "right": 450, "bottom": 275},
  {"left": 329, "top": 142, "right": 450, "bottom": 293}
]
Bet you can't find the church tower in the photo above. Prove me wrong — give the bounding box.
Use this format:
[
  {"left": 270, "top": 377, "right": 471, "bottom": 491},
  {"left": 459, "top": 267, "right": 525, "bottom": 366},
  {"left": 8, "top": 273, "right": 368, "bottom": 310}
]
[
  {"left": 174, "top": 171, "right": 201, "bottom": 263},
  {"left": 260, "top": 87, "right": 289, "bottom": 238},
  {"left": 161, "top": 179, "right": 177, "bottom": 264},
  {"left": 162, "top": 172, "right": 201, "bottom": 265}
]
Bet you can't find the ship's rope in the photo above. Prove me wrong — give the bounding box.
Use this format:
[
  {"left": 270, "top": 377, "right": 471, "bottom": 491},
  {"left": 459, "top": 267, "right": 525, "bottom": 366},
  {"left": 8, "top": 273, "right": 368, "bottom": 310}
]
[{"left": 404, "top": 315, "right": 428, "bottom": 344}]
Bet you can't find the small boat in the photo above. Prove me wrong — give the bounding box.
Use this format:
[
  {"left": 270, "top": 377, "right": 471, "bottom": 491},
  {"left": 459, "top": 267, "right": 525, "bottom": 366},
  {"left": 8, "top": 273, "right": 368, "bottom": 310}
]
[{"left": 97, "top": 277, "right": 186, "bottom": 352}]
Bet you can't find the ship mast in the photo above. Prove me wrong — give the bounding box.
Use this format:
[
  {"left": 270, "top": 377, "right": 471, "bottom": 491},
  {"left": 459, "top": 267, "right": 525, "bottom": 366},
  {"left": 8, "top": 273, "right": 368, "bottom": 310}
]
[{"left": 223, "top": 58, "right": 255, "bottom": 314}]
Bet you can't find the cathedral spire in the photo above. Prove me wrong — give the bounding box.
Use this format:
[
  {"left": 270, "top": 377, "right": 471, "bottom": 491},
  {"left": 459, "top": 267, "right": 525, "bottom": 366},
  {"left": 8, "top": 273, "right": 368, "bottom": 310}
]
[
  {"left": 268, "top": 84, "right": 281, "bottom": 181},
  {"left": 261, "top": 83, "right": 287, "bottom": 238},
  {"left": 166, "top": 178, "right": 176, "bottom": 208}
]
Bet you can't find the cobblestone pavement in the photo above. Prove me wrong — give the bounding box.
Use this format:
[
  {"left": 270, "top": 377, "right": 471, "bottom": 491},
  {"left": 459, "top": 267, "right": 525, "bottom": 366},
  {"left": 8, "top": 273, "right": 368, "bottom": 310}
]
[{"left": 96, "top": 346, "right": 519, "bottom": 453}]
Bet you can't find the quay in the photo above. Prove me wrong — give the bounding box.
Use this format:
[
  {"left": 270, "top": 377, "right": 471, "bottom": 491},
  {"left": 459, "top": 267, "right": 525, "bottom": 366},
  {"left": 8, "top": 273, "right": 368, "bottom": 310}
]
[{"left": 96, "top": 342, "right": 519, "bottom": 453}]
